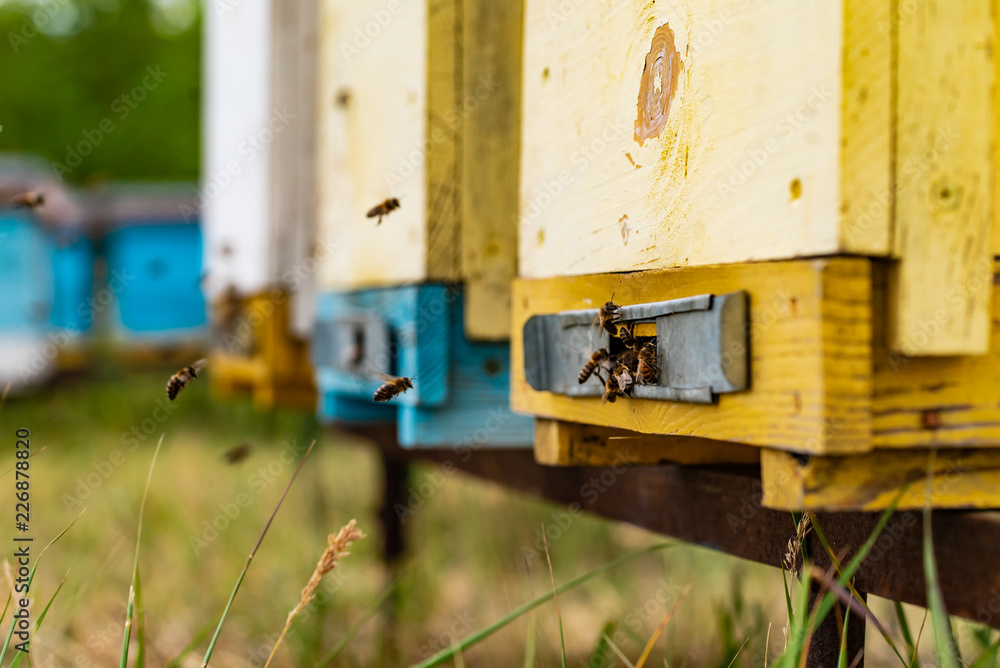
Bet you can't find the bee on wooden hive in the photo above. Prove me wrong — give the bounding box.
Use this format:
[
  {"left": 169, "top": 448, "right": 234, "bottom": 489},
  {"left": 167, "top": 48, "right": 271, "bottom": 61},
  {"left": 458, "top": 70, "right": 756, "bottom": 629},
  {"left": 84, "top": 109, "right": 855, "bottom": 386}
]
[
  {"left": 618, "top": 323, "right": 638, "bottom": 350},
  {"left": 601, "top": 373, "right": 622, "bottom": 404},
  {"left": 616, "top": 346, "right": 638, "bottom": 371},
  {"left": 366, "top": 198, "right": 400, "bottom": 225},
  {"left": 636, "top": 339, "right": 660, "bottom": 385},
  {"left": 11, "top": 190, "right": 44, "bottom": 209},
  {"left": 166, "top": 358, "right": 207, "bottom": 400},
  {"left": 578, "top": 348, "right": 611, "bottom": 385},
  {"left": 592, "top": 294, "right": 622, "bottom": 335},
  {"left": 373, "top": 371, "right": 414, "bottom": 402},
  {"left": 612, "top": 362, "right": 634, "bottom": 396}
]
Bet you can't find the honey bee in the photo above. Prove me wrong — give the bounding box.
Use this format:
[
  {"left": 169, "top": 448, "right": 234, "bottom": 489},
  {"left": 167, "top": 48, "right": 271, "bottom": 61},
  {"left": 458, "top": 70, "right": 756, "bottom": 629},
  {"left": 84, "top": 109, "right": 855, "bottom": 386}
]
[
  {"left": 593, "top": 294, "right": 622, "bottom": 335},
  {"left": 636, "top": 339, "right": 660, "bottom": 385},
  {"left": 601, "top": 374, "right": 621, "bottom": 404},
  {"left": 11, "top": 190, "right": 44, "bottom": 209},
  {"left": 223, "top": 442, "right": 252, "bottom": 464},
  {"left": 578, "top": 348, "right": 610, "bottom": 385},
  {"left": 613, "top": 362, "right": 634, "bottom": 395},
  {"left": 618, "top": 323, "right": 637, "bottom": 350},
  {"left": 373, "top": 371, "right": 414, "bottom": 402},
  {"left": 366, "top": 198, "right": 400, "bottom": 225},
  {"left": 166, "top": 358, "right": 207, "bottom": 400},
  {"left": 616, "top": 346, "right": 638, "bottom": 371}
]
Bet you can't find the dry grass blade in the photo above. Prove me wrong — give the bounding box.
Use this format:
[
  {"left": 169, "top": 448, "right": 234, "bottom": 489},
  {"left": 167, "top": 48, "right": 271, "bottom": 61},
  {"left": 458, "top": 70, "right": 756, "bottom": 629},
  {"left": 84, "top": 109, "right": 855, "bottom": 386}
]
[
  {"left": 0, "top": 447, "right": 46, "bottom": 480},
  {"left": 541, "top": 523, "right": 567, "bottom": 668},
  {"left": 809, "top": 513, "right": 906, "bottom": 664},
  {"left": 808, "top": 566, "right": 892, "bottom": 640},
  {"left": 765, "top": 623, "right": 771, "bottom": 668},
  {"left": 264, "top": 519, "right": 366, "bottom": 668},
  {"left": 634, "top": 585, "right": 691, "bottom": 668},
  {"left": 911, "top": 611, "right": 928, "bottom": 666},
  {"left": 201, "top": 440, "right": 316, "bottom": 668},
  {"left": 783, "top": 514, "right": 812, "bottom": 573},
  {"left": 120, "top": 434, "right": 164, "bottom": 668},
  {"left": 602, "top": 632, "right": 636, "bottom": 668},
  {"left": 725, "top": 637, "right": 750, "bottom": 668}
]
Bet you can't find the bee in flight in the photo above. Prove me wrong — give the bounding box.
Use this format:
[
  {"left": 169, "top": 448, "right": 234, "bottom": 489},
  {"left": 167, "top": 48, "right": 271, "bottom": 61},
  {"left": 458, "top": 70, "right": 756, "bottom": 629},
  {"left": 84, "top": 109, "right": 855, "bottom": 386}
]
[
  {"left": 11, "top": 190, "right": 44, "bottom": 209},
  {"left": 223, "top": 442, "right": 252, "bottom": 465},
  {"left": 593, "top": 294, "right": 622, "bottom": 335},
  {"left": 366, "top": 198, "right": 400, "bottom": 225},
  {"left": 373, "top": 371, "right": 414, "bottom": 402},
  {"left": 636, "top": 339, "right": 660, "bottom": 385},
  {"left": 578, "top": 348, "right": 610, "bottom": 385},
  {"left": 166, "top": 359, "right": 207, "bottom": 400}
]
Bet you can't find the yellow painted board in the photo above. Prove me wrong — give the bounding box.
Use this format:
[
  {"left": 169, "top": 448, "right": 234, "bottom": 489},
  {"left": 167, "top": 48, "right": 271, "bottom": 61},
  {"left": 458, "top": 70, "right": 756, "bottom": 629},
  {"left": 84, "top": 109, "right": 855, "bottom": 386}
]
[
  {"left": 460, "top": 0, "right": 523, "bottom": 340},
  {"left": 518, "top": 0, "right": 891, "bottom": 280},
  {"left": 511, "top": 258, "right": 873, "bottom": 455},
  {"left": 995, "top": 0, "right": 1000, "bottom": 256},
  {"left": 873, "top": 261, "right": 1000, "bottom": 449},
  {"left": 762, "top": 447, "right": 1000, "bottom": 511},
  {"left": 209, "top": 291, "right": 316, "bottom": 411},
  {"left": 891, "top": 0, "right": 995, "bottom": 355},
  {"left": 535, "top": 419, "right": 759, "bottom": 467},
  {"left": 316, "top": 0, "right": 459, "bottom": 290}
]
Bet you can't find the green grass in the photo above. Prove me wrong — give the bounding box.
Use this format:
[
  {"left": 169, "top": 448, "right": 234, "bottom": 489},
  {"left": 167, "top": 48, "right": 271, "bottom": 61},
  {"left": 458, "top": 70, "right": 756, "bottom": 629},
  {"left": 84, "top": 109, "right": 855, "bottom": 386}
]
[{"left": 4, "top": 368, "right": 1000, "bottom": 666}]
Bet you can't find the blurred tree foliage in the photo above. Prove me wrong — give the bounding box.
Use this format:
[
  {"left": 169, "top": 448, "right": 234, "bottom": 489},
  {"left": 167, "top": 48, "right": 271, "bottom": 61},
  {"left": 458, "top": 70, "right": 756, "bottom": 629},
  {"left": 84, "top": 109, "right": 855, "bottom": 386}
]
[{"left": 0, "top": 0, "right": 200, "bottom": 184}]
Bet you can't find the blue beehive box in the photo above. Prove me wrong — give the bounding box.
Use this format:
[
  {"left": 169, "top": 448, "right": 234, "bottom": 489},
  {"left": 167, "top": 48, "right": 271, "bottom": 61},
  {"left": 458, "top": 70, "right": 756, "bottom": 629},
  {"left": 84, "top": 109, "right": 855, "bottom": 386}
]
[
  {"left": 0, "top": 157, "right": 94, "bottom": 389},
  {"left": 50, "top": 235, "right": 95, "bottom": 333},
  {"left": 98, "top": 184, "right": 208, "bottom": 346},
  {"left": 313, "top": 285, "right": 533, "bottom": 449}
]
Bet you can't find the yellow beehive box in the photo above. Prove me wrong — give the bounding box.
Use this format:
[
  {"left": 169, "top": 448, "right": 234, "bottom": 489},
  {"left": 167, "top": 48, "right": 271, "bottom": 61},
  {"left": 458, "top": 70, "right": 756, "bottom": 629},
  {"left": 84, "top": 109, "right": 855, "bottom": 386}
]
[
  {"left": 513, "top": 260, "right": 1000, "bottom": 508},
  {"left": 519, "top": 0, "right": 994, "bottom": 356},
  {"left": 316, "top": 0, "right": 522, "bottom": 340}
]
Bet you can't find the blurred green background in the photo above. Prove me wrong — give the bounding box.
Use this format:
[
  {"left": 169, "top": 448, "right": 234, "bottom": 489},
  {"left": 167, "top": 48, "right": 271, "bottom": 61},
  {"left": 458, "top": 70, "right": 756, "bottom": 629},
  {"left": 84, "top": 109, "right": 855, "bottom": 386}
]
[{"left": 0, "top": 0, "right": 200, "bottom": 184}]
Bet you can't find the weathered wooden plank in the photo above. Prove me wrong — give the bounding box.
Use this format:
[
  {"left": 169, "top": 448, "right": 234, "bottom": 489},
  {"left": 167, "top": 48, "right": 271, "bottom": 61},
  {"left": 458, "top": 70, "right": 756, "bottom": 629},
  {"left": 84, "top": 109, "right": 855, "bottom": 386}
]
[
  {"left": 511, "top": 258, "right": 873, "bottom": 454},
  {"left": 425, "top": 0, "right": 462, "bottom": 282},
  {"left": 269, "top": 0, "right": 320, "bottom": 338},
  {"left": 534, "top": 419, "right": 759, "bottom": 466},
  {"left": 518, "top": 0, "right": 891, "bottom": 280},
  {"left": 203, "top": 0, "right": 273, "bottom": 297},
  {"left": 460, "top": 0, "right": 522, "bottom": 340},
  {"left": 316, "top": 0, "right": 444, "bottom": 289},
  {"left": 762, "top": 447, "right": 1000, "bottom": 511},
  {"left": 890, "top": 0, "right": 995, "bottom": 355},
  {"left": 361, "top": 438, "right": 1000, "bottom": 630},
  {"left": 873, "top": 261, "right": 1000, "bottom": 449}
]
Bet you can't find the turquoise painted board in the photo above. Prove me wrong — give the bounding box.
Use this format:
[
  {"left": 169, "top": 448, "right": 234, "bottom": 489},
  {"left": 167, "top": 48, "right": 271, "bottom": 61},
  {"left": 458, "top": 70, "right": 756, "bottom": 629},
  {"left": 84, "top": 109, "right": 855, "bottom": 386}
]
[
  {"left": 314, "top": 285, "right": 452, "bottom": 411},
  {"left": 51, "top": 236, "right": 94, "bottom": 333},
  {"left": 104, "top": 222, "right": 208, "bottom": 342},
  {"left": 314, "top": 285, "right": 532, "bottom": 449},
  {"left": 398, "top": 297, "right": 533, "bottom": 448},
  {"left": 0, "top": 214, "right": 52, "bottom": 333}
]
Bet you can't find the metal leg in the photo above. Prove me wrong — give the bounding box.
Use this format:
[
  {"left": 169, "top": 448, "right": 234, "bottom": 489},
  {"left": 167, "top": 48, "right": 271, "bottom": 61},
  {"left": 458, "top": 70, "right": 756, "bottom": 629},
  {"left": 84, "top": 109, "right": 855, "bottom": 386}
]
[{"left": 806, "top": 579, "right": 866, "bottom": 668}]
